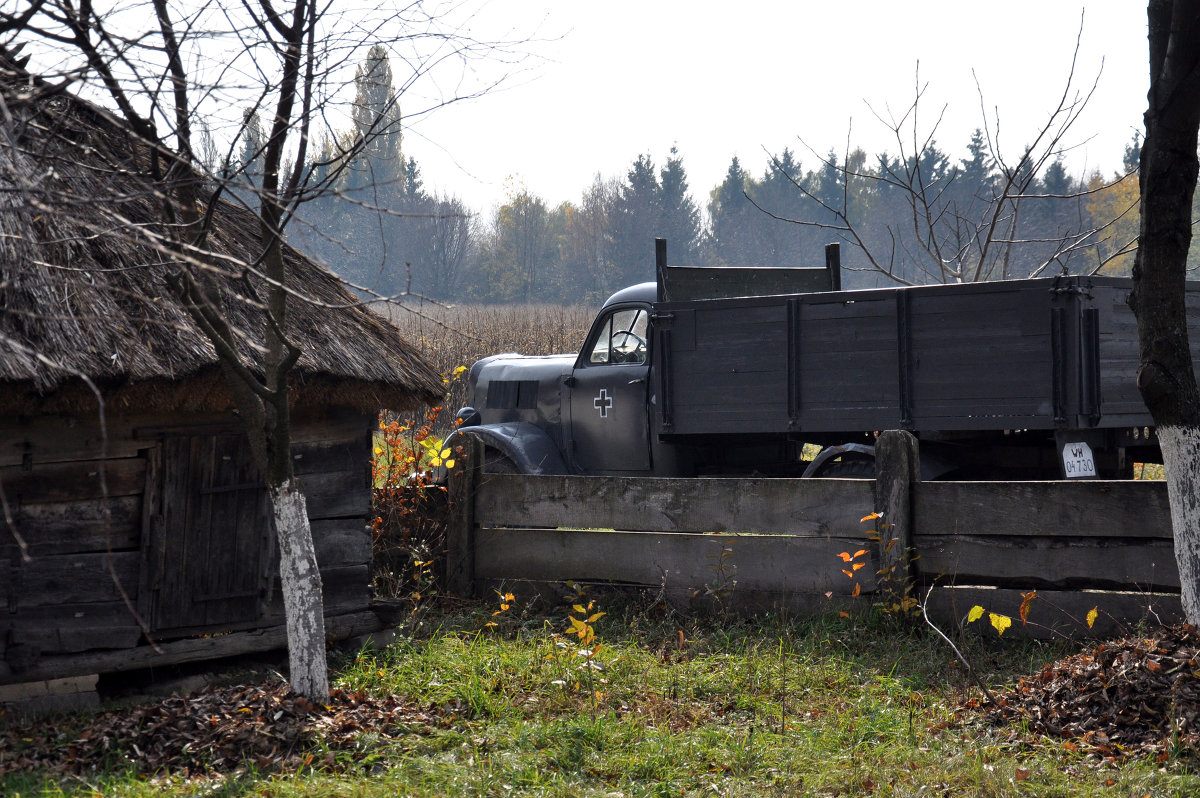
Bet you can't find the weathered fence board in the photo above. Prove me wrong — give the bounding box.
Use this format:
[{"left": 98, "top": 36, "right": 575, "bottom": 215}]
[
  {"left": 474, "top": 473, "right": 872, "bottom": 535},
  {"left": 914, "top": 480, "right": 1172, "bottom": 539},
  {"left": 917, "top": 534, "right": 1179, "bottom": 591},
  {"left": 475, "top": 527, "right": 875, "bottom": 595}
]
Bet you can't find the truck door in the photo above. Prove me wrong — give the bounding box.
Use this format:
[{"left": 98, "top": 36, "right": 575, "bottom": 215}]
[{"left": 568, "top": 305, "right": 652, "bottom": 472}]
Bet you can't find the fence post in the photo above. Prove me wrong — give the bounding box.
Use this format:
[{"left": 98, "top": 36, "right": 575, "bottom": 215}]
[
  {"left": 874, "top": 430, "right": 919, "bottom": 596},
  {"left": 446, "top": 434, "right": 483, "bottom": 598}
]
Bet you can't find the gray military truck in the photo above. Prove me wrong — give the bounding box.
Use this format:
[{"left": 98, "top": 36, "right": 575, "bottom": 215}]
[{"left": 452, "top": 240, "right": 1187, "bottom": 480}]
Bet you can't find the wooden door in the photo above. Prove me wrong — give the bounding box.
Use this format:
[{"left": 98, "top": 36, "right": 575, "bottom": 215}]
[{"left": 142, "top": 434, "right": 275, "bottom": 634}]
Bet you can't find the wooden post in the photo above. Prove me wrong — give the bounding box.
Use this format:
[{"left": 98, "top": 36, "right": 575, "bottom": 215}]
[
  {"left": 445, "top": 434, "right": 483, "bottom": 598},
  {"left": 874, "top": 430, "right": 919, "bottom": 596}
]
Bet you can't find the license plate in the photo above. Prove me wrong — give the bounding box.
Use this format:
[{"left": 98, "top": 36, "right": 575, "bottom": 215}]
[{"left": 1062, "top": 442, "right": 1097, "bottom": 478}]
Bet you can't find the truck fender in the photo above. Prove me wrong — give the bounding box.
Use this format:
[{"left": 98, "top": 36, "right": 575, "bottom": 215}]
[
  {"left": 450, "top": 422, "right": 569, "bottom": 475},
  {"left": 801, "top": 441, "right": 959, "bottom": 480}
]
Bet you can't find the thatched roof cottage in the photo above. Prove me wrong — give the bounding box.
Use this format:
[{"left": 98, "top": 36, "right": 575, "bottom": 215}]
[{"left": 0, "top": 53, "right": 442, "bottom": 697}]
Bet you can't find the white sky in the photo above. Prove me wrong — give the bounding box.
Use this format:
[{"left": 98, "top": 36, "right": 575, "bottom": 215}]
[{"left": 402, "top": 1, "right": 1149, "bottom": 215}]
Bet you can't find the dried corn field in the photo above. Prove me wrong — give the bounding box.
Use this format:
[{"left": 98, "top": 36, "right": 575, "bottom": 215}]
[{"left": 382, "top": 302, "right": 594, "bottom": 418}]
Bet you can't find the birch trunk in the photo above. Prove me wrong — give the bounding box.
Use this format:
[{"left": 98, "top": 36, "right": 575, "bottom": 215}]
[
  {"left": 1129, "top": 2, "right": 1200, "bottom": 624},
  {"left": 270, "top": 480, "right": 328, "bottom": 699}
]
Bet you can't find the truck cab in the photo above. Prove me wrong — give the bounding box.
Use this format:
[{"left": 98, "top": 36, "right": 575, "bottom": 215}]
[{"left": 453, "top": 282, "right": 660, "bottom": 475}]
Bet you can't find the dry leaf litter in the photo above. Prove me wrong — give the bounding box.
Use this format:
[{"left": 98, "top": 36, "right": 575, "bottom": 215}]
[
  {"left": 977, "top": 624, "right": 1200, "bottom": 761},
  {"left": 1, "top": 681, "right": 448, "bottom": 777}
]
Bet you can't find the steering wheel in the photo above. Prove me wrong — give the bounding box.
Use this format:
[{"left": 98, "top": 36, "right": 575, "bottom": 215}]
[{"left": 611, "top": 330, "right": 647, "bottom": 363}]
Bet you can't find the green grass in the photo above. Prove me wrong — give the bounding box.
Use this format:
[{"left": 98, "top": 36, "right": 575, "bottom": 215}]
[{"left": 5, "top": 600, "right": 1199, "bottom": 797}]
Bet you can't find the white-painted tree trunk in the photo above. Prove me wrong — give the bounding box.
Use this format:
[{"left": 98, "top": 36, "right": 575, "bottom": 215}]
[
  {"left": 270, "top": 479, "right": 328, "bottom": 699},
  {"left": 1157, "top": 426, "right": 1200, "bottom": 624}
]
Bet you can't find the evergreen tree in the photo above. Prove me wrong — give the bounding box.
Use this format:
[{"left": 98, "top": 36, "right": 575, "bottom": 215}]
[
  {"left": 709, "top": 156, "right": 755, "bottom": 265},
  {"left": 658, "top": 146, "right": 702, "bottom": 262},
  {"left": 608, "top": 154, "right": 661, "bottom": 285}
]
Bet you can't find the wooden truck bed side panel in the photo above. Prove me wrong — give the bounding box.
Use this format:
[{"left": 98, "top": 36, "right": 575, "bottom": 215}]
[{"left": 657, "top": 276, "right": 1183, "bottom": 439}]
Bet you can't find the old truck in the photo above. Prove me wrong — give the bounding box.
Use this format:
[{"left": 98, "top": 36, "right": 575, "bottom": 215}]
[{"left": 452, "top": 240, "right": 1191, "bottom": 480}]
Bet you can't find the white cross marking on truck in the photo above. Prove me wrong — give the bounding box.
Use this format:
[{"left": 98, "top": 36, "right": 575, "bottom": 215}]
[{"left": 594, "top": 388, "right": 613, "bottom": 418}]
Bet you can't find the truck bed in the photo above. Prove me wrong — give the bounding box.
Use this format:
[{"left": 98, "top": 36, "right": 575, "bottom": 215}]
[{"left": 653, "top": 276, "right": 1200, "bottom": 439}]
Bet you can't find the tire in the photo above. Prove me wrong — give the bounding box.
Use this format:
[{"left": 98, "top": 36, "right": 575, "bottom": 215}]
[
  {"left": 816, "top": 457, "right": 875, "bottom": 479},
  {"left": 483, "top": 449, "right": 521, "bottom": 474}
]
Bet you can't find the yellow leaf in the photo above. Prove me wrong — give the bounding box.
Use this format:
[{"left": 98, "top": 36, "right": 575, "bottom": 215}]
[
  {"left": 444, "top": 459, "right": 456, "bottom": 469},
  {"left": 1086, "top": 607, "right": 1099, "bottom": 628},
  {"left": 967, "top": 605, "right": 985, "bottom": 624},
  {"left": 989, "top": 613, "right": 1012, "bottom": 636},
  {"left": 586, "top": 612, "right": 606, "bottom": 623},
  {"left": 572, "top": 604, "right": 587, "bottom": 614}
]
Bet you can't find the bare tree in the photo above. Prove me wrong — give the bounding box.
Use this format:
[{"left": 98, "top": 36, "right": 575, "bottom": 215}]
[
  {"left": 759, "top": 33, "right": 1134, "bottom": 286},
  {"left": 1129, "top": 0, "right": 1200, "bottom": 623},
  {"left": 0, "top": 0, "right": 520, "bottom": 698}
]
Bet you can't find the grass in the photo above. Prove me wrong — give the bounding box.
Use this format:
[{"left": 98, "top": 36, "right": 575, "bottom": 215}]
[{"left": 5, "top": 599, "right": 1199, "bottom": 797}]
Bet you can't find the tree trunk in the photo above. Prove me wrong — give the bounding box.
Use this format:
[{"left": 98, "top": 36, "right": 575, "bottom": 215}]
[
  {"left": 1130, "top": 1, "right": 1200, "bottom": 622},
  {"left": 270, "top": 479, "right": 328, "bottom": 699}
]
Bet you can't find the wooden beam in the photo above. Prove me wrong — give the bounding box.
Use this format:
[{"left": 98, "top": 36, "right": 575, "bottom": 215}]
[
  {"left": 0, "top": 610, "right": 382, "bottom": 685},
  {"left": 914, "top": 480, "right": 1172, "bottom": 539},
  {"left": 875, "top": 430, "right": 918, "bottom": 596},
  {"left": 474, "top": 527, "right": 875, "bottom": 596},
  {"left": 475, "top": 474, "right": 871, "bottom": 536},
  {"left": 446, "top": 435, "right": 482, "bottom": 598}
]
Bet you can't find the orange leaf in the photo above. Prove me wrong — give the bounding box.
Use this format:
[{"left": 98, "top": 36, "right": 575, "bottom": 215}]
[
  {"left": 838, "top": 551, "right": 854, "bottom": 562},
  {"left": 842, "top": 569, "right": 854, "bottom": 578},
  {"left": 838, "top": 611, "right": 850, "bottom": 618},
  {"left": 853, "top": 549, "right": 868, "bottom": 559},
  {"left": 1019, "top": 590, "right": 1037, "bottom": 625},
  {"left": 851, "top": 562, "right": 865, "bottom": 572},
  {"left": 852, "top": 582, "right": 862, "bottom": 597},
  {"left": 861, "top": 512, "right": 882, "bottom": 522}
]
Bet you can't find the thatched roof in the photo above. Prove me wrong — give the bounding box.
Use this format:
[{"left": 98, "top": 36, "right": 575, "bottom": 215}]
[{"left": 0, "top": 53, "right": 442, "bottom": 416}]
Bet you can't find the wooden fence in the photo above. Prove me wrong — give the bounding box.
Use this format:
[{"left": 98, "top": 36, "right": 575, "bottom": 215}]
[{"left": 446, "top": 433, "right": 1182, "bottom": 637}]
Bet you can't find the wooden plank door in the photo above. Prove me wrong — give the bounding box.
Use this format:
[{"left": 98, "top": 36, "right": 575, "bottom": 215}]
[{"left": 143, "top": 434, "right": 275, "bottom": 633}]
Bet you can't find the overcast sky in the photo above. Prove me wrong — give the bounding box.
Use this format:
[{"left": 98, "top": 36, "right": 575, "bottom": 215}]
[{"left": 401, "top": 1, "right": 1149, "bottom": 215}]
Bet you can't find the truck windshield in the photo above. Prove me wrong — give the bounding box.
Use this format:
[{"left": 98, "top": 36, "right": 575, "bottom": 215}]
[{"left": 587, "top": 307, "right": 649, "bottom": 365}]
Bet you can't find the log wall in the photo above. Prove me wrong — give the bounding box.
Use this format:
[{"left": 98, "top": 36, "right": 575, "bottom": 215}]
[{"left": 0, "top": 409, "right": 377, "bottom": 685}]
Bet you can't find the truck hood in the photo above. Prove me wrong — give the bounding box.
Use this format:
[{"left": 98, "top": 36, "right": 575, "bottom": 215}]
[{"left": 467, "top": 353, "right": 576, "bottom": 441}]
